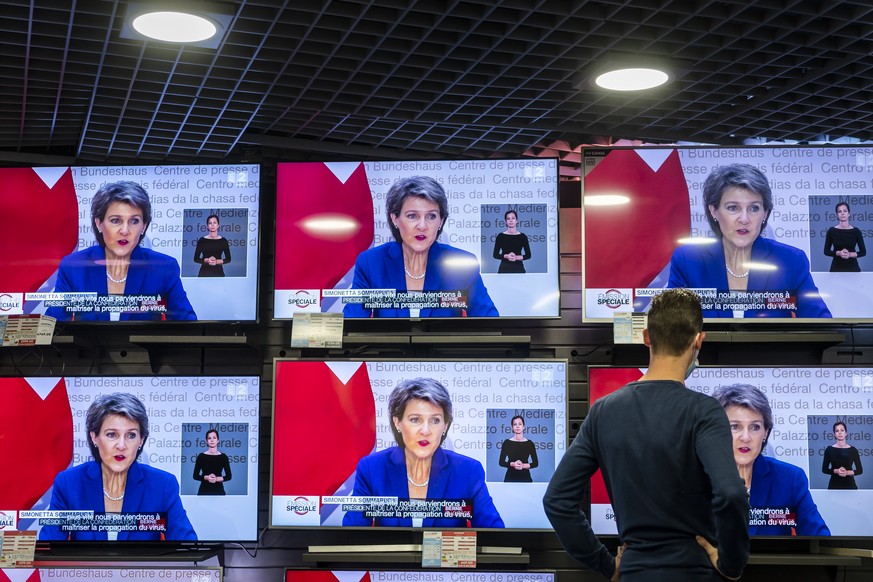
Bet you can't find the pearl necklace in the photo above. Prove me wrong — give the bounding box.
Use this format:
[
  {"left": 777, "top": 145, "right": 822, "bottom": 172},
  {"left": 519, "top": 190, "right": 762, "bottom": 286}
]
[
  {"left": 404, "top": 267, "right": 425, "bottom": 280},
  {"left": 407, "top": 474, "right": 429, "bottom": 487},
  {"left": 103, "top": 489, "right": 125, "bottom": 501},
  {"left": 106, "top": 271, "right": 128, "bottom": 284},
  {"left": 725, "top": 263, "right": 749, "bottom": 278}
]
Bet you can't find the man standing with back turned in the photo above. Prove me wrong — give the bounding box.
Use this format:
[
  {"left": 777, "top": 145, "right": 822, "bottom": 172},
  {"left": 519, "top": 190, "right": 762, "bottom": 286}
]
[{"left": 543, "top": 289, "right": 749, "bottom": 581}]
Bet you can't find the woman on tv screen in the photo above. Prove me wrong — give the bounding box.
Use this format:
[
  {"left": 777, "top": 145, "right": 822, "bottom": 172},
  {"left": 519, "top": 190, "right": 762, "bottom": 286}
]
[
  {"left": 668, "top": 163, "right": 831, "bottom": 318},
  {"left": 193, "top": 213, "right": 232, "bottom": 277},
  {"left": 822, "top": 420, "right": 863, "bottom": 490},
  {"left": 342, "top": 377, "right": 504, "bottom": 527},
  {"left": 45, "top": 180, "right": 196, "bottom": 321},
  {"left": 39, "top": 392, "right": 197, "bottom": 541},
  {"left": 192, "top": 429, "right": 233, "bottom": 495},
  {"left": 492, "top": 209, "right": 531, "bottom": 274},
  {"left": 499, "top": 414, "right": 539, "bottom": 482},
  {"left": 823, "top": 201, "right": 866, "bottom": 272},
  {"left": 343, "top": 175, "right": 498, "bottom": 317},
  {"left": 713, "top": 383, "right": 829, "bottom": 536}
]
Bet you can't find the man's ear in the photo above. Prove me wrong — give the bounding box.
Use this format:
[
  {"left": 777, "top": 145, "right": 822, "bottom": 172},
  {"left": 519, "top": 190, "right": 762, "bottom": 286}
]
[{"left": 642, "top": 328, "right": 651, "bottom": 347}]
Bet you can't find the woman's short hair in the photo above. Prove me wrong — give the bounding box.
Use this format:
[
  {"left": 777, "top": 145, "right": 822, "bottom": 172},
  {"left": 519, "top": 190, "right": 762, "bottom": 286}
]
[
  {"left": 85, "top": 392, "right": 150, "bottom": 462},
  {"left": 388, "top": 377, "right": 454, "bottom": 447},
  {"left": 385, "top": 176, "right": 449, "bottom": 243},
  {"left": 702, "top": 164, "right": 773, "bottom": 238},
  {"left": 90, "top": 181, "right": 153, "bottom": 247},
  {"left": 206, "top": 428, "right": 220, "bottom": 440},
  {"left": 712, "top": 383, "right": 774, "bottom": 442},
  {"left": 207, "top": 214, "right": 220, "bottom": 225},
  {"left": 505, "top": 210, "right": 518, "bottom": 221},
  {"left": 511, "top": 414, "right": 524, "bottom": 426},
  {"left": 833, "top": 420, "right": 847, "bottom": 433},
  {"left": 836, "top": 201, "right": 850, "bottom": 214}
]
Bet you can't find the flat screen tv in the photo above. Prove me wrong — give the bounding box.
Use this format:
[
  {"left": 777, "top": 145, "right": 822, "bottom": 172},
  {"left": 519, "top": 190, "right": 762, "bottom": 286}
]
[
  {"left": 270, "top": 359, "right": 567, "bottom": 529},
  {"left": 0, "top": 567, "right": 220, "bottom": 581},
  {"left": 285, "top": 571, "right": 554, "bottom": 582},
  {"left": 0, "top": 375, "right": 260, "bottom": 542},
  {"left": 273, "top": 159, "right": 560, "bottom": 319},
  {"left": 0, "top": 164, "right": 260, "bottom": 322},
  {"left": 588, "top": 366, "right": 873, "bottom": 538},
  {"left": 582, "top": 145, "right": 873, "bottom": 322}
]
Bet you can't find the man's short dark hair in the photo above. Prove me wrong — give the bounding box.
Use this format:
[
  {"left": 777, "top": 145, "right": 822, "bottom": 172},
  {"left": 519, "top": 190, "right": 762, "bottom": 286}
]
[{"left": 647, "top": 289, "right": 703, "bottom": 356}]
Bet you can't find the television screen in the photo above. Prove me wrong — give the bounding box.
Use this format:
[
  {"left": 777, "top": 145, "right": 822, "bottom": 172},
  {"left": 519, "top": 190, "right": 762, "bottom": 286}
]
[
  {"left": 0, "top": 567, "right": 220, "bottom": 581},
  {"left": 273, "top": 159, "right": 560, "bottom": 319},
  {"left": 0, "top": 375, "right": 259, "bottom": 541},
  {"left": 588, "top": 366, "right": 873, "bottom": 537},
  {"left": 0, "top": 164, "right": 260, "bottom": 322},
  {"left": 582, "top": 146, "right": 873, "bottom": 321},
  {"left": 286, "top": 571, "right": 554, "bottom": 582},
  {"left": 270, "top": 359, "right": 567, "bottom": 529}
]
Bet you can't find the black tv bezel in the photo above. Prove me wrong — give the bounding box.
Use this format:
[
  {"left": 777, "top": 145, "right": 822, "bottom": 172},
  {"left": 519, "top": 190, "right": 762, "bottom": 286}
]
[
  {"left": 283, "top": 568, "right": 557, "bottom": 582},
  {"left": 268, "top": 356, "right": 570, "bottom": 533},
  {"left": 580, "top": 144, "right": 873, "bottom": 324},
  {"left": 270, "top": 157, "right": 562, "bottom": 322},
  {"left": 585, "top": 363, "right": 873, "bottom": 541},
  {"left": 7, "top": 162, "right": 263, "bottom": 325},
  {"left": 5, "top": 373, "right": 262, "bottom": 544}
]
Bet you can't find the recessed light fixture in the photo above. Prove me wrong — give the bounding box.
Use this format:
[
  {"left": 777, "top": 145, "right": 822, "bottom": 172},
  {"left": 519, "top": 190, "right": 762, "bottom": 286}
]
[
  {"left": 121, "top": 2, "right": 234, "bottom": 48},
  {"left": 132, "top": 11, "right": 218, "bottom": 43},
  {"left": 595, "top": 67, "right": 670, "bottom": 91}
]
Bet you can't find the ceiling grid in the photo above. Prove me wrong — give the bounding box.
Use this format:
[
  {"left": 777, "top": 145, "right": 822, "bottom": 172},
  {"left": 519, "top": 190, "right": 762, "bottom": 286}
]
[{"left": 2, "top": 0, "right": 872, "bottom": 169}]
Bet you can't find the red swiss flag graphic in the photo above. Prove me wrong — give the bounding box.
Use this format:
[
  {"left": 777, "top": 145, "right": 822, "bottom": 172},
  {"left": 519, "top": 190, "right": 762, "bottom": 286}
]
[
  {"left": 272, "top": 362, "right": 376, "bottom": 496},
  {"left": 585, "top": 149, "right": 690, "bottom": 288},
  {"left": 588, "top": 368, "right": 644, "bottom": 504},
  {"left": 0, "top": 378, "right": 73, "bottom": 510},
  {"left": 0, "top": 168, "right": 78, "bottom": 292},
  {"left": 274, "top": 162, "right": 375, "bottom": 290}
]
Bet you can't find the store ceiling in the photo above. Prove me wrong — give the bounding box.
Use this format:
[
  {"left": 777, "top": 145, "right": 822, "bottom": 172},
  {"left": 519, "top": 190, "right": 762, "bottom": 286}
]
[{"left": 4, "top": 0, "right": 873, "bottom": 174}]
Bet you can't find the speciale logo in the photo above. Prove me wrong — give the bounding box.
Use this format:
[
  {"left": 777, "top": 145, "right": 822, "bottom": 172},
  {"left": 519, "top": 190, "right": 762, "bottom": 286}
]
[
  {"left": 597, "top": 289, "right": 629, "bottom": 309},
  {"left": 290, "top": 290, "right": 319, "bottom": 308}
]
